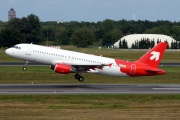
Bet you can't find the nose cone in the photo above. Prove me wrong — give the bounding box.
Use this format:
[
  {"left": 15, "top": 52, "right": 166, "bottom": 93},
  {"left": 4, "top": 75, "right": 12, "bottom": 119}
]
[
  {"left": 5, "top": 49, "right": 10, "bottom": 55},
  {"left": 5, "top": 48, "right": 13, "bottom": 56}
]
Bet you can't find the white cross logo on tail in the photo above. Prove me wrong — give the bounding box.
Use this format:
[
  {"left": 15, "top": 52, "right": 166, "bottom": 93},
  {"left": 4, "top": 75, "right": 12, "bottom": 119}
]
[{"left": 150, "top": 51, "right": 160, "bottom": 61}]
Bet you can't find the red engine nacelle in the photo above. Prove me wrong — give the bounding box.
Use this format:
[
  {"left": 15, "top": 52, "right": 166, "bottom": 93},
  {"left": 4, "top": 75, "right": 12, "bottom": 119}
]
[{"left": 50, "top": 63, "right": 71, "bottom": 74}]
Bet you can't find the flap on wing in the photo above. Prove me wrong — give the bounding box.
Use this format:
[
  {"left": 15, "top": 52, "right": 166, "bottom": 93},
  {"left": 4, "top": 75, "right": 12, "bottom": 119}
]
[
  {"left": 72, "top": 63, "right": 109, "bottom": 67},
  {"left": 51, "top": 60, "right": 110, "bottom": 66}
]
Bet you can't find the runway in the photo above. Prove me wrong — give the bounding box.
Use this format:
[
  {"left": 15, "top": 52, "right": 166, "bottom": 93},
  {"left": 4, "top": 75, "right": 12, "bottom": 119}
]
[
  {"left": 0, "top": 84, "right": 180, "bottom": 94},
  {"left": 0, "top": 62, "right": 180, "bottom": 66}
]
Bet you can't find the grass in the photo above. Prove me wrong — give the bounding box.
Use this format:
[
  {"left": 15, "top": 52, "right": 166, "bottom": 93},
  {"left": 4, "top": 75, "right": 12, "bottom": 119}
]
[
  {"left": 0, "top": 66, "right": 180, "bottom": 84},
  {"left": 0, "top": 94, "right": 180, "bottom": 120}
]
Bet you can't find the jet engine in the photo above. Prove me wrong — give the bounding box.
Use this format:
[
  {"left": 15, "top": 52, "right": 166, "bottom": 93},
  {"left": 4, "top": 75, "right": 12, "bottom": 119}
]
[{"left": 50, "top": 63, "right": 72, "bottom": 74}]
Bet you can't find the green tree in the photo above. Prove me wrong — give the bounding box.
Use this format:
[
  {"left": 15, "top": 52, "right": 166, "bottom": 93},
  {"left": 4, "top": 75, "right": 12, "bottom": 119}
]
[
  {"left": 59, "top": 30, "right": 72, "bottom": 45},
  {"left": 7, "top": 14, "right": 41, "bottom": 44},
  {"left": 144, "top": 25, "right": 171, "bottom": 36},
  {"left": 54, "top": 26, "right": 72, "bottom": 45},
  {"left": 25, "top": 14, "right": 41, "bottom": 43},
  {"left": 171, "top": 25, "right": 180, "bottom": 41},
  {"left": 100, "top": 19, "right": 115, "bottom": 32},
  {"left": 102, "top": 28, "right": 123, "bottom": 46},
  {"left": 42, "top": 25, "right": 55, "bottom": 42},
  {"left": 111, "top": 28, "right": 123, "bottom": 43},
  {"left": 0, "top": 28, "right": 24, "bottom": 47},
  {"left": 71, "top": 28, "right": 95, "bottom": 47}
]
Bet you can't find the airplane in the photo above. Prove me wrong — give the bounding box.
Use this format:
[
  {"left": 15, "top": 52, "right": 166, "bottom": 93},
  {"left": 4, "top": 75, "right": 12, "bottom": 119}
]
[{"left": 5, "top": 42, "right": 167, "bottom": 82}]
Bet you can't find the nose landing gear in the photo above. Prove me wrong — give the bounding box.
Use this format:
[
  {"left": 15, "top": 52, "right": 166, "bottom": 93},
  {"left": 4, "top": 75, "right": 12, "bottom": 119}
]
[{"left": 23, "top": 61, "right": 28, "bottom": 71}]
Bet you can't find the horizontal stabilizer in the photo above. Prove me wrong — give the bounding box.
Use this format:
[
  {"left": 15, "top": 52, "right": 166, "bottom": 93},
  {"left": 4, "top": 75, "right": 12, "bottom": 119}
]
[
  {"left": 145, "top": 69, "right": 161, "bottom": 72},
  {"left": 145, "top": 69, "right": 166, "bottom": 75}
]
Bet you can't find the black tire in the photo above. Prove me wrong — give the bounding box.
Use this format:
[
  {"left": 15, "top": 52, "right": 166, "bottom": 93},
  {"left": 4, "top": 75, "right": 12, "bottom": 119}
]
[
  {"left": 78, "top": 77, "right": 84, "bottom": 82},
  {"left": 23, "top": 67, "right": 27, "bottom": 71},
  {"left": 75, "top": 74, "right": 80, "bottom": 79}
]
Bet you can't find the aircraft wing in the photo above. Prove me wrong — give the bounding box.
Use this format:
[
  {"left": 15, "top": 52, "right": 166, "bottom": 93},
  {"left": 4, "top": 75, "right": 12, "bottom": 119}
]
[
  {"left": 73, "top": 64, "right": 107, "bottom": 71},
  {"left": 51, "top": 60, "right": 112, "bottom": 71}
]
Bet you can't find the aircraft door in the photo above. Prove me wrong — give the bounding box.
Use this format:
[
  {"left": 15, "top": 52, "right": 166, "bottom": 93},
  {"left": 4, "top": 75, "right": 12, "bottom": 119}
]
[
  {"left": 25, "top": 45, "right": 31, "bottom": 55},
  {"left": 130, "top": 64, "right": 136, "bottom": 74}
]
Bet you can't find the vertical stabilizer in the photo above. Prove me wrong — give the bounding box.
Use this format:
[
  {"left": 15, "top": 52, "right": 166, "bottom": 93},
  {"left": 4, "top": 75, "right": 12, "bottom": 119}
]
[{"left": 136, "top": 42, "right": 167, "bottom": 68}]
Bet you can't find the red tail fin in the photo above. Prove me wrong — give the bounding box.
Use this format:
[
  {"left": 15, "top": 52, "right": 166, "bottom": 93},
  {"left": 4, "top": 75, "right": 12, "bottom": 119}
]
[{"left": 136, "top": 42, "right": 167, "bottom": 68}]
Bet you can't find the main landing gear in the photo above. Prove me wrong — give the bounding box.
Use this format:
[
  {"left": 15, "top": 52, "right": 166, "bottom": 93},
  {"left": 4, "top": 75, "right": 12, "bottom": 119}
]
[
  {"left": 23, "top": 61, "right": 28, "bottom": 71},
  {"left": 75, "top": 73, "right": 84, "bottom": 82}
]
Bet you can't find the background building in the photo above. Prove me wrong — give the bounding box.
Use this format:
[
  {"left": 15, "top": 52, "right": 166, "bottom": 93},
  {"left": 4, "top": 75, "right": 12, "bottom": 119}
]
[
  {"left": 114, "top": 34, "right": 176, "bottom": 49},
  {"left": 8, "top": 8, "right": 16, "bottom": 21}
]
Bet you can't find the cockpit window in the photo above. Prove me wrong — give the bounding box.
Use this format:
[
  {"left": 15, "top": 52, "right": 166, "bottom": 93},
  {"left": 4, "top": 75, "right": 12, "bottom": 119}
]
[{"left": 12, "top": 46, "right": 21, "bottom": 50}]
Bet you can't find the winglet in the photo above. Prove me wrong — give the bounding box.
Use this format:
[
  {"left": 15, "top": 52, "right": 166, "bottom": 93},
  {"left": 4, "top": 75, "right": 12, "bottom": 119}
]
[{"left": 136, "top": 42, "right": 168, "bottom": 68}]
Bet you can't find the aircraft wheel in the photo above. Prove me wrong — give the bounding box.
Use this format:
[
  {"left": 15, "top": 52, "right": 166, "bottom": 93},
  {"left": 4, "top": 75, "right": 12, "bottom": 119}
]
[
  {"left": 23, "top": 67, "right": 27, "bottom": 71},
  {"left": 75, "top": 74, "right": 80, "bottom": 79},
  {"left": 78, "top": 77, "right": 84, "bottom": 82}
]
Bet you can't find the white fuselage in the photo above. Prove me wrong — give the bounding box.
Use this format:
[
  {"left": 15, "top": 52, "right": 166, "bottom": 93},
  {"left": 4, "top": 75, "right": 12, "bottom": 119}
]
[{"left": 5, "top": 44, "right": 128, "bottom": 77}]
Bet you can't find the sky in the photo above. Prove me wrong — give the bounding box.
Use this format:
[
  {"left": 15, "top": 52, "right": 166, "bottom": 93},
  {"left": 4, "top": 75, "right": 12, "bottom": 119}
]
[{"left": 0, "top": 0, "right": 180, "bottom": 22}]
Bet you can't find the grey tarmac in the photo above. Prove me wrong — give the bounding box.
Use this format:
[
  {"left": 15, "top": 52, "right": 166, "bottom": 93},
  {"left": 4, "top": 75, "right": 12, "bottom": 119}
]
[{"left": 0, "top": 84, "right": 180, "bottom": 94}]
